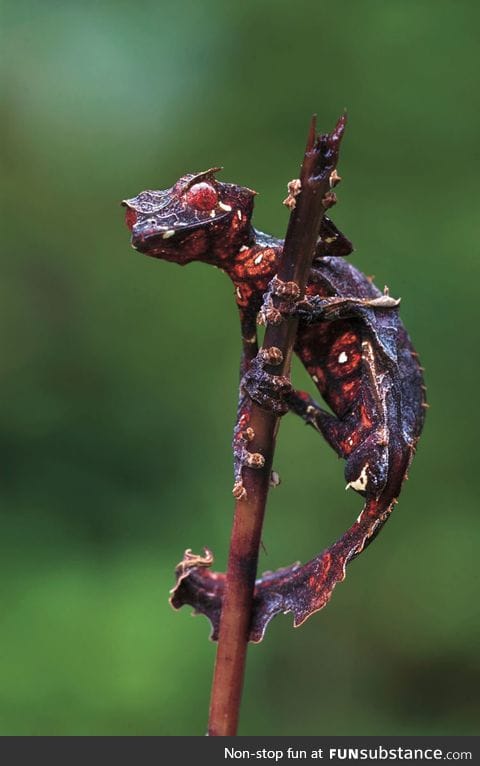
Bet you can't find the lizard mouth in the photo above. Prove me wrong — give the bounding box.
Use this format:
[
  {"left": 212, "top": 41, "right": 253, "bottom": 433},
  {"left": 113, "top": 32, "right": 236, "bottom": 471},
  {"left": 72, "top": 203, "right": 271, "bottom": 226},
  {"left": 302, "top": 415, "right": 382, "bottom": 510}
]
[{"left": 128, "top": 213, "right": 231, "bottom": 255}]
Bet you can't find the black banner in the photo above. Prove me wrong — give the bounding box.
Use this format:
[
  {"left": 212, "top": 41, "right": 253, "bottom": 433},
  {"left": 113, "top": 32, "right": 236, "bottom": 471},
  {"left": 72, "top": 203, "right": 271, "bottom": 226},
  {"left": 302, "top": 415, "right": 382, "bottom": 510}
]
[{"left": 0, "top": 736, "right": 478, "bottom": 764}]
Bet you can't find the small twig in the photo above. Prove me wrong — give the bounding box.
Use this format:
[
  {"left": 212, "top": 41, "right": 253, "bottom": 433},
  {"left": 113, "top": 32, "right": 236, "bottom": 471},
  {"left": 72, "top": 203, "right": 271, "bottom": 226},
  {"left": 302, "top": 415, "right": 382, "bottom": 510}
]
[{"left": 207, "top": 114, "right": 346, "bottom": 736}]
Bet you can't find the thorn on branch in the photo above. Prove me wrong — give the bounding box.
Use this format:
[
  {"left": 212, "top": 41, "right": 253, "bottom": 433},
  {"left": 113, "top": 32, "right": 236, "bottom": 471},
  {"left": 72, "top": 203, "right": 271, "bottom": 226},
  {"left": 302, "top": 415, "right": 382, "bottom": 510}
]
[
  {"left": 321, "top": 191, "right": 337, "bottom": 209},
  {"left": 329, "top": 169, "right": 342, "bottom": 188}
]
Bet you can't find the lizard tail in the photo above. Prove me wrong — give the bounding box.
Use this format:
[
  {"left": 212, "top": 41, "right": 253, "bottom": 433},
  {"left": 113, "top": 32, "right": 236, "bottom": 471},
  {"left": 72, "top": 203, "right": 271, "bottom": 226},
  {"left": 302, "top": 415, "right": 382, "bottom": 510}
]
[{"left": 169, "top": 494, "right": 398, "bottom": 643}]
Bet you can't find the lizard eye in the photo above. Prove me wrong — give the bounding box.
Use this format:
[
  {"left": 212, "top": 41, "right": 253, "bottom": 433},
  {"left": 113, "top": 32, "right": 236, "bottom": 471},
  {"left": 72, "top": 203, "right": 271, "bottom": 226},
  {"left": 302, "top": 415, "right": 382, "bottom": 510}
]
[
  {"left": 185, "top": 182, "right": 218, "bottom": 211},
  {"left": 124, "top": 207, "right": 137, "bottom": 230}
]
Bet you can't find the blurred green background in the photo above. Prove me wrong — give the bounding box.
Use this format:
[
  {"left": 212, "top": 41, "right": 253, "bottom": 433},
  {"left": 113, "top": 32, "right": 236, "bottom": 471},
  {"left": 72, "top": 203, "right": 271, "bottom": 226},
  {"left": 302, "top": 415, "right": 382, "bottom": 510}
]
[{"left": 1, "top": 0, "right": 479, "bottom": 736}]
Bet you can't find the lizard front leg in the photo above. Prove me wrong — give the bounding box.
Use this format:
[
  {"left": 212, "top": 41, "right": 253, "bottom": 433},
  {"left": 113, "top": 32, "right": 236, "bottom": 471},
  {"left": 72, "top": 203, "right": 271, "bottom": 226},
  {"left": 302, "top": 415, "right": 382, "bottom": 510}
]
[
  {"left": 259, "top": 275, "right": 400, "bottom": 326},
  {"left": 242, "top": 346, "right": 292, "bottom": 415},
  {"left": 232, "top": 346, "right": 291, "bottom": 499}
]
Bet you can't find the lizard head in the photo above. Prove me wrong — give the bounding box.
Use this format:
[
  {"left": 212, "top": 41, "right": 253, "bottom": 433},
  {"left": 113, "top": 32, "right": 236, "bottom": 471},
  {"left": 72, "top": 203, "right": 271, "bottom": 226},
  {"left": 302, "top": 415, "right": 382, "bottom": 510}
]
[{"left": 122, "top": 169, "right": 256, "bottom": 266}]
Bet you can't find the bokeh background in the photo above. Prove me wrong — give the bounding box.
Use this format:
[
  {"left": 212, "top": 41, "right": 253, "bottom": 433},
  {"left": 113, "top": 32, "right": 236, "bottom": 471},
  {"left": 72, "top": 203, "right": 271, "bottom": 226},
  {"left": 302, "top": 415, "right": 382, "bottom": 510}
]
[{"left": 1, "top": 0, "right": 479, "bottom": 736}]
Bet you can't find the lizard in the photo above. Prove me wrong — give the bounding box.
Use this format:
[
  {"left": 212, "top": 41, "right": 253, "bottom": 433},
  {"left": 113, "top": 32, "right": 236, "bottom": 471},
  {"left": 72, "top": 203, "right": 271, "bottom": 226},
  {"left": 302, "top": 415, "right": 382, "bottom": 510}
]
[{"left": 122, "top": 154, "right": 426, "bottom": 640}]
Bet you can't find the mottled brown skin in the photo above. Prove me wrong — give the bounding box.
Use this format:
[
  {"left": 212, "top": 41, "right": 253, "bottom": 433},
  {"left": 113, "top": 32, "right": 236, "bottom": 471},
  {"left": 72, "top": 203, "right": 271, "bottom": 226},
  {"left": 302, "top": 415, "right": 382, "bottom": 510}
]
[{"left": 123, "top": 168, "right": 426, "bottom": 641}]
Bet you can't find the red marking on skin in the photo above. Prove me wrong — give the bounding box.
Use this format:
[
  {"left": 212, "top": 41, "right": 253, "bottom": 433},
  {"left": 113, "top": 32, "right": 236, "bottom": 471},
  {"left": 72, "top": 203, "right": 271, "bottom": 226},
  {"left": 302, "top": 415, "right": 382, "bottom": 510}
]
[
  {"left": 333, "top": 330, "right": 357, "bottom": 347},
  {"left": 360, "top": 403, "right": 373, "bottom": 429},
  {"left": 328, "top": 331, "right": 362, "bottom": 376},
  {"left": 342, "top": 380, "right": 358, "bottom": 395},
  {"left": 125, "top": 208, "right": 137, "bottom": 230},
  {"left": 330, "top": 350, "right": 362, "bottom": 376},
  {"left": 231, "top": 248, "right": 278, "bottom": 287},
  {"left": 339, "top": 431, "right": 361, "bottom": 454},
  {"left": 185, "top": 182, "right": 218, "bottom": 211},
  {"left": 329, "top": 378, "right": 360, "bottom": 414},
  {"left": 315, "top": 561, "right": 331, "bottom": 592},
  {"left": 309, "top": 575, "right": 315, "bottom": 587},
  {"left": 297, "top": 391, "right": 311, "bottom": 403},
  {"left": 235, "top": 283, "right": 254, "bottom": 308}
]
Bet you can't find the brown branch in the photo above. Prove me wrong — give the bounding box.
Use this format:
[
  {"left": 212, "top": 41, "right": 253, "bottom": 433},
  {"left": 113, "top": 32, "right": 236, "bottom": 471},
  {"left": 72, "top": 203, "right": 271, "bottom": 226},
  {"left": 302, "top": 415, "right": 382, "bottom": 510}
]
[{"left": 207, "top": 114, "right": 346, "bottom": 736}]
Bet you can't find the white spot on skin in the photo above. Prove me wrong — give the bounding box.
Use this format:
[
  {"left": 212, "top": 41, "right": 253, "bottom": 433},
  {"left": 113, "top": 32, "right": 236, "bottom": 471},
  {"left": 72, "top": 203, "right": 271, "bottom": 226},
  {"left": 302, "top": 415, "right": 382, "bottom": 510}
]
[
  {"left": 312, "top": 374, "right": 319, "bottom": 383},
  {"left": 338, "top": 351, "right": 348, "bottom": 364},
  {"left": 346, "top": 463, "right": 369, "bottom": 492},
  {"left": 239, "top": 245, "right": 249, "bottom": 252},
  {"left": 209, "top": 210, "right": 216, "bottom": 218},
  {"left": 237, "top": 210, "right": 242, "bottom": 220},
  {"left": 162, "top": 230, "right": 175, "bottom": 239},
  {"left": 219, "top": 202, "right": 232, "bottom": 212},
  {"left": 254, "top": 253, "right": 263, "bottom": 265},
  {"left": 236, "top": 287, "right": 242, "bottom": 300}
]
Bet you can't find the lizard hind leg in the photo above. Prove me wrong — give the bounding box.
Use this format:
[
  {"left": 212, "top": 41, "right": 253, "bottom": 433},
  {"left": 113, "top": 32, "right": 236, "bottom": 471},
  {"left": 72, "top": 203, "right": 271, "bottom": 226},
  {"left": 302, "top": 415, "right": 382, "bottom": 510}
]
[{"left": 286, "top": 388, "right": 351, "bottom": 459}]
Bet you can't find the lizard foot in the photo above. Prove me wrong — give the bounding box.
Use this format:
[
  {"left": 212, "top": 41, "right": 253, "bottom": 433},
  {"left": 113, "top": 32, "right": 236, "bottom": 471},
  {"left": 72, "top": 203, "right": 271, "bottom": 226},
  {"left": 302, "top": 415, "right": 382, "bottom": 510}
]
[{"left": 242, "top": 349, "right": 292, "bottom": 415}]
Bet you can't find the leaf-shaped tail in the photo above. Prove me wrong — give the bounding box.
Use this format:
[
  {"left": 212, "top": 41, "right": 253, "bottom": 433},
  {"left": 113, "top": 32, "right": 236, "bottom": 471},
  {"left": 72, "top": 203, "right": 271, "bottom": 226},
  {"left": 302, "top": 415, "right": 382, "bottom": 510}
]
[{"left": 170, "top": 496, "right": 396, "bottom": 643}]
